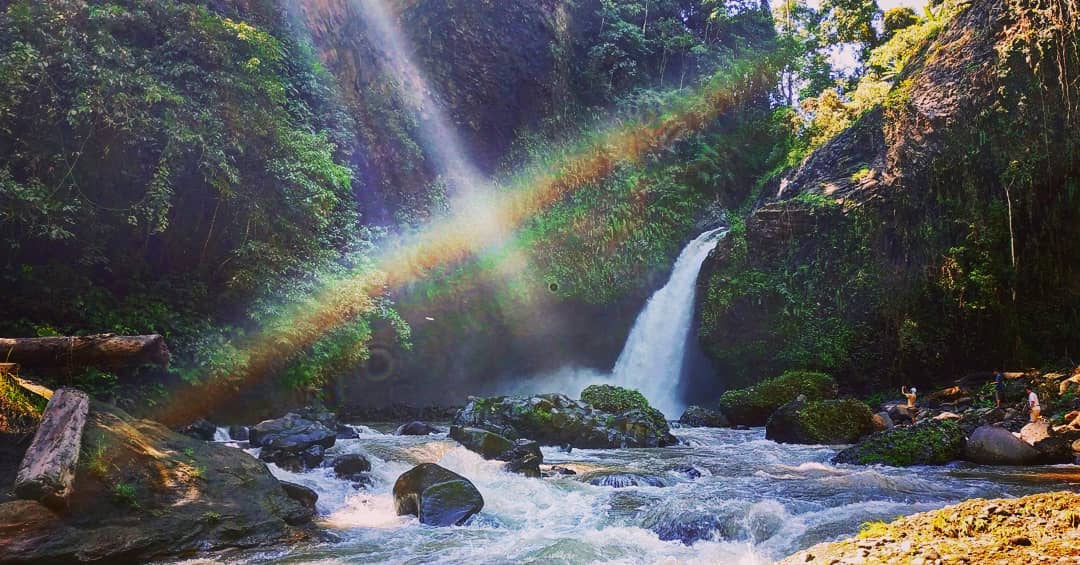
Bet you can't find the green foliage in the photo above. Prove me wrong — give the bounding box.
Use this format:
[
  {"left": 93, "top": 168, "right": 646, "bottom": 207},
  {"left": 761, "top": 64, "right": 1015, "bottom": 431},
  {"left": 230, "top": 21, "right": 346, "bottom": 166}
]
[
  {"left": 0, "top": 367, "right": 45, "bottom": 433},
  {"left": 791, "top": 399, "right": 876, "bottom": 443},
  {"left": 883, "top": 7, "right": 920, "bottom": 38},
  {"left": 581, "top": 384, "right": 653, "bottom": 414},
  {"left": 719, "top": 370, "right": 837, "bottom": 424},
  {"left": 111, "top": 482, "right": 140, "bottom": 509},
  {"left": 72, "top": 369, "right": 120, "bottom": 399},
  {"left": 836, "top": 419, "right": 965, "bottom": 466},
  {"left": 580, "top": 384, "right": 670, "bottom": 431}
]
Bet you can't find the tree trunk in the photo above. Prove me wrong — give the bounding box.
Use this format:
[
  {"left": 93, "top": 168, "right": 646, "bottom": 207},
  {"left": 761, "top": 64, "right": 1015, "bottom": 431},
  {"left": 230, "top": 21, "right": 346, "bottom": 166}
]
[
  {"left": 0, "top": 334, "right": 170, "bottom": 371},
  {"left": 14, "top": 388, "right": 89, "bottom": 509}
]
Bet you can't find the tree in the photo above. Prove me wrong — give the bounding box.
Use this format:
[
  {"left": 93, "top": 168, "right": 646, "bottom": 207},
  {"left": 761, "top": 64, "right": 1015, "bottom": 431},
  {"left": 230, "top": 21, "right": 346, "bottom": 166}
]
[{"left": 883, "top": 7, "right": 920, "bottom": 40}]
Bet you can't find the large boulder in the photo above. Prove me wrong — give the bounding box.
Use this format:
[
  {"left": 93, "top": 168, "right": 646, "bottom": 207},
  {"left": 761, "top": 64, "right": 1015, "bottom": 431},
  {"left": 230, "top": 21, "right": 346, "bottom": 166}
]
[
  {"left": 679, "top": 405, "right": 730, "bottom": 428},
  {"left": 452, "top": 392, "right": 676, "bottom": 449},
  {"left": 449, "top": 426, "right": 514, "bottom": 459},
  {"left": 833, "top": 419, "right": 966, "bottom": 466},
  {"left": 580, "top": 385, "right": 670, "bottom": 435},
  {"left": 249, "top": 413, "right": 336, "bottom": 453},
  {"left": 964, "top": 425, "right": 1040, "bottom": 465},
  {"left": 765, "top": 399, "right": 875, "bottom": 445},
  {"left": 718, "top": 371, "right": 837, "bottom": 426},
  {"left": 392, "top": 463, "right": 484, "bottom": 526},
  {"left": 0, "top": 402, "right": 313, "bottom": 563}
]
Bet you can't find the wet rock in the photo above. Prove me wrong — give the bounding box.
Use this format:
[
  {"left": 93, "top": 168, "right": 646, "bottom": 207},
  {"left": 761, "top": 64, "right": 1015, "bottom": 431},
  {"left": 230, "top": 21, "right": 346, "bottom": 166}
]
[
  {"left": 228, "top": 425, "right": 249, "bottom": 441},
  {"left": 579, "top": 471, "right": 671, "bottom": 488},
  {"left": 719, "top": 371, "right": 837, "bottom": 426},
  {"left": 0, "top": 402, "right": 314, "bottom": 563},
  {"left": 766, "top": 399, "right": 875, "bottom": 445},
  {"left": 1031, "top": 436, "right": 1074, "bottom": 464},
  {"left": 497, "top": 439, "right": 543, "bottom": 478},
  {"left": 180, "top": 418, "right": 216, "bottom": 441},
  {"left": 393, "top": 463, "right": 484, "bottom": 526},
  {"left": 547, "top": 465, "right": 577, "bottom": 476},
  {"left": 259, "top": 444, "right": 324, "bottom": 472},
  {"left": 453, "top": 392, "right": 676, "bottom": 449},
  {"left": 964, "top": 425, "right": 1040, "bottom": 465},
  {"left": 450, "top": 426, "right": 514, "bottom": 459},
  {"left": 396, "top": 421, "right": 439, "bottom": 436},
  {"left": 833, "top": 419, "right": 966, "bottom": 466},
  {"left": 648, "top": 511, "right": 724, "bottom": 545},
  {"left": 335, "top": 424, "right": 359, "bottom": 440},
  {"left": 671, "top": 464, "right": 704, "bottom": 479},
  {"left": 884, "top": 403, "right": 917, "bottom": 425},
  {"left": 333, "top": 453, "right": 372, "bottom": 476},
  {"left": 679, "top": 405, "right": 730, "bottom": 428},
  {"left": 249, "top": 413, "right": 336, "bottom": 453},
  {"left": 279, "top": 480, "right": 318, "bottom": 522}
]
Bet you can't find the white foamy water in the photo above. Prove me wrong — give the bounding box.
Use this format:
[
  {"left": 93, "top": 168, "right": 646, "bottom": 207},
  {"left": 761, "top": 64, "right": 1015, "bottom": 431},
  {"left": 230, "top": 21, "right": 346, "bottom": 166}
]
[
  {"left": 208, "top": 426, "right": 1074, "bottom": 565},
  {"left": 609, "top": 227, "right": 727, "bottom": 417}
]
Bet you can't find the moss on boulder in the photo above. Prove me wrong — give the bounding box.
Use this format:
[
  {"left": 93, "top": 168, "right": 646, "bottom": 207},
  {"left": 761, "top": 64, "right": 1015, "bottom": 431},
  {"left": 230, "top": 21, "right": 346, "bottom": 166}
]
[
  {"left": 766, "top": 399, "right": 875, "bottom": 444},
  {"left": 832, "top": 419, "right": 966, "bottom": 466},
  {"left": 580, "top": 385, "right": 670, "bottom": 436},
  {"left": 718, "top": 371, "right": 837, "bottom": 426}
]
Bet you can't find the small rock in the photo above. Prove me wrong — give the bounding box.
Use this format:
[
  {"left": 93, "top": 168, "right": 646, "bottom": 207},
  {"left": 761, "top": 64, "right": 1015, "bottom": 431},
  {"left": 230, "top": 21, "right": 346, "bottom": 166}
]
[
  {"left": 181, "top": 419, "right": 216, "bottom": 441},
  {"left": 450, "top": 426, "right": 514, "bottom": 459},
  {"left": 678, "top": 405, "right": 730, "bottom": 428},
  {"left": 228, "top": 425, "right": 249, "bottom": 442},
  {"left": 336, "top": 424, "right": 359, "bottom": 440},
  {"left": 396, "top": 421, "right": 438, "bottom": 436},
  {"left": 279, "top": 480, "right": 318, "bottom": 521}
]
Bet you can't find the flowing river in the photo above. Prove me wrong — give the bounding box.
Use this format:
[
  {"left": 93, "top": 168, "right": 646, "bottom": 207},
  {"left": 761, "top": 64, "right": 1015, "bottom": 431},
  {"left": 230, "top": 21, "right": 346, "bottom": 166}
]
[{"left": 191, "top": 425, "right": 1080, "bottom": 564}]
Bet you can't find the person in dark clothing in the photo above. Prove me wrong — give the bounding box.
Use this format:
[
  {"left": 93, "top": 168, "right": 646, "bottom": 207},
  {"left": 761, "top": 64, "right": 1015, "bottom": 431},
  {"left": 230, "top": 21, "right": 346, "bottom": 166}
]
[{"left": 993, "top": 370, "right": 1005, "bottom": 408}]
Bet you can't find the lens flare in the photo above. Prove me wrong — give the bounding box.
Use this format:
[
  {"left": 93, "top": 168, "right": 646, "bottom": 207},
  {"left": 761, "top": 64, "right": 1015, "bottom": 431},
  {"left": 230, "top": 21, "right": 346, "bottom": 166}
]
[{"left": 159, "top": 53, "right": 778, "bottom": 424}]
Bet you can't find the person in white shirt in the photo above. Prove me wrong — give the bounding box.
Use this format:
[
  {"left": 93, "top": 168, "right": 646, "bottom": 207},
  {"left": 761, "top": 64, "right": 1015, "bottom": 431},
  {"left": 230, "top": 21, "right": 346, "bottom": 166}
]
[{"left": 1025, "top": 386, "right": 1041, "bottom": 423}]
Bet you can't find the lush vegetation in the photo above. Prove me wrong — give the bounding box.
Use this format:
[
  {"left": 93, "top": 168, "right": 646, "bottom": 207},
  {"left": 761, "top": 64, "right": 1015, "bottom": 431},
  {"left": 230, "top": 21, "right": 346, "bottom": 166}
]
[
  {"left": 699, "top": 0, "right": 1080, "bottom": 393},
  {"left": 0, "top": 0, "right": 402, "bottom": 399},
  {"left": 718, "top": 370, "right": 837, "bottom": 425},
  {"left": 833, "top": 419, "right": 966, "bottom": 466}
]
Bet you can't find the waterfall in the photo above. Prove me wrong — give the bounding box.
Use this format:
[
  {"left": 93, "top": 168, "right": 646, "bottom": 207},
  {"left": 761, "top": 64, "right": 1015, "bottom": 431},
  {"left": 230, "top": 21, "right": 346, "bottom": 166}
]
[{"left": 609, "top": 227, "right": 727, "bottom": 418}]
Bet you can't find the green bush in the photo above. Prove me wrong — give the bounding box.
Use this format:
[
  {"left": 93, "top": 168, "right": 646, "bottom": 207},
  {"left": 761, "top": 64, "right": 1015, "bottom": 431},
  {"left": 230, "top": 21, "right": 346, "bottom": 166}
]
[
  {"left": 580, "top": 384, "right": 669, "bottom": 433},
  {"left": 719, "top": 370, "right": 837, "bottom": 426}
]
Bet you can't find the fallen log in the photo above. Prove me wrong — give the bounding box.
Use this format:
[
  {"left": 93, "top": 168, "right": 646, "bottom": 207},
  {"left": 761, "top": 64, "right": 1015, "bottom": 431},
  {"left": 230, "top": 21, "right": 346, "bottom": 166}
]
[
  {"left": 14, "top": 388, "right": 89, "bottom": 509},
  {"left": 0, "top": 334, "right": 170, "bottom": 371}
]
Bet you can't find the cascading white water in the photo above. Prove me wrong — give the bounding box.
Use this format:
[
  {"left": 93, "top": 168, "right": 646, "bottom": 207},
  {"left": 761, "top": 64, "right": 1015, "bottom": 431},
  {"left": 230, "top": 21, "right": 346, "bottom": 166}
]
[{"left": 609, "top": 227, "right": 727, "bottom": 417}]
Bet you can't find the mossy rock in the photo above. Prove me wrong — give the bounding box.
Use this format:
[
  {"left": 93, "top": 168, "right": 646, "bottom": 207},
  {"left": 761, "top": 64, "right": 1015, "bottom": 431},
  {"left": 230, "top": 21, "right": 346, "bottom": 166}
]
[
  {"left": 580, "top": 385, "right": 670, "bottom": 434},
  {"left": 832, "top": 419, "right": 966, "bottom": 467},
  {"left": 766, "top": 399, "right": 875, "bottom": 444},
  {"left": 718, "top": 371, "right": 838, "bottom": 426}
]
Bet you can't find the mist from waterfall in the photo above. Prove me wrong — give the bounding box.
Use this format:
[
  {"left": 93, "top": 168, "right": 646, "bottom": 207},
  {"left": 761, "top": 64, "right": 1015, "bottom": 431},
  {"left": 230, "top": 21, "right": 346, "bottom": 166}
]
[
  {"left": 350, "top": 0, "right": 484, "bottom": 197},
  {"left": 609, "top": 227, "right": 727, "bottom": 417}
]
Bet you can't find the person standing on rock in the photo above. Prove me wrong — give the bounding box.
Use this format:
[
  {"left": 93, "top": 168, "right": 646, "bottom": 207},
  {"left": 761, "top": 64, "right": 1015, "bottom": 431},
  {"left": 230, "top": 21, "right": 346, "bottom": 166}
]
[
  {"left": 993, "top": 370, "right": 1006, "bottom": 408},
  {"left": 902, "top": 386, "right": 918, "bottom": 424},
  {"left": 1026, "top": 386, "right": 1041, "bottom": 423}
]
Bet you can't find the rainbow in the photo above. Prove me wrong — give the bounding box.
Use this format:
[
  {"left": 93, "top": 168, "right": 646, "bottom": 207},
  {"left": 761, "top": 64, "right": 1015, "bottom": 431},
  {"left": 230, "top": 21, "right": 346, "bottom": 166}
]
[{"left": 159, "top": 53, "right": 778, "bottom": 424}]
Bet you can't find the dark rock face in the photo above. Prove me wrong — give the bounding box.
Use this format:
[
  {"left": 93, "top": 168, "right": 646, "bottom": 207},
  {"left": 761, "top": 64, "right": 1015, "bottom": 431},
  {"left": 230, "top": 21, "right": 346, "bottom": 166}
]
[
  {"left": 452, "top": 393, "right": 677, "bottom": 449},
  {"left": 228, "top": 425, "right": 249, "bottom": 441},
  {"left": 833, "top": 419, "right": 966, "bottom": 466},
  {"left": 450, "top": 427, "right": 542, "bottom": 477},
  {"left": 964, "top": 425, "right": 1041, "bottom": 465},
  {"left": 333, "top": 454, "right": 372, "bottom": 479},
  {"left": 765, "top": 399, "right": 875, "bottom": 445},
  {"left": 497, "top": 439, "right": 543, "bottom": 478},
  {"left": 250, "top": 413, "right": 336, "bottom": 453},
  {"left": 260, "top": 444, "right": 325, "bottom": 472},
  {"left": 396, "top": 421, "right": 439, "bottom": 436},
  {"left": 180, "top": 418, "right": 216, "bottom": 441},
  {"left": 392, "top": 463, "right": 484, "bottom": 526},
  {"left": 679, "top": 405, "right": 730, "bottom": 428},
  {"left": 279, "top": 481, "right": 318, "bottom": 523},
  {"left": 450, "top": 426, "right": 515, "bottom": 459},
  {"left": 335, "top": 424, "right": 359, "bottom": 440},
  {"left": 0, "top": 403, "right": 313, "bottom": 563}
]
